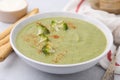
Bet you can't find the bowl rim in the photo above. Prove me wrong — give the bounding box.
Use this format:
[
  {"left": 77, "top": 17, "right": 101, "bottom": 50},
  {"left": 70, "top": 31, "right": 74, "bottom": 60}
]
[{"left": 10, "top": 12, "right": 113, "bottom": 67}]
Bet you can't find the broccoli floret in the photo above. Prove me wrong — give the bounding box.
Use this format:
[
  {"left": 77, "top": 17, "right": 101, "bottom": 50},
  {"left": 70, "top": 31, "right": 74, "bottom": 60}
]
[
  {"left": 42, "top": 43, "right": 55, "bottom": 55},
  {"left": 51, "top": 20, "right": 68, "bottom": 31},
  {"left": 61, "top": 23, "right": 68, "bottom": 30},
  {"left": 37, "top": 23, "right": 50, "bottom": 35},
  {"left": 39, "top": 34, "right": 49, "bottom": 42}
]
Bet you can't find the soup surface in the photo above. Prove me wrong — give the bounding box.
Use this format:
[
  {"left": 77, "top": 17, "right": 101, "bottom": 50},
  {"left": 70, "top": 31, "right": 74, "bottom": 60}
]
[{"left": 16, "top": 17, "right": 107, "bottom": 64}]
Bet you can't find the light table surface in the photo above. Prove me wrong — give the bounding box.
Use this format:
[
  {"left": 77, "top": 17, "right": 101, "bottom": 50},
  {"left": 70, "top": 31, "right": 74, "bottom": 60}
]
[{"left": 0, "top": 0, "right": 119, "bottom": 80}]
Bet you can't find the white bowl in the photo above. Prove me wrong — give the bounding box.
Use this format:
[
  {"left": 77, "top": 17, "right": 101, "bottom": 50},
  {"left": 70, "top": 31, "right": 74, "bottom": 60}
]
[
  {"left": 10, "top": 12, "right": 113, "bottom": 74},
  {"left": 0, "top": 0, "right": 28, "bottom": 23}
]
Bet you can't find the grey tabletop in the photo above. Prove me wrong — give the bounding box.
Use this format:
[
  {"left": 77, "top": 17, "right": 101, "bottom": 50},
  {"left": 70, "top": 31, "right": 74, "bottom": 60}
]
[
  {"left": 0, "top": 0, "right": 115, "bottom": 80},
  {"left": 0, "top": 53, "right": 105, "bottom": 80}
]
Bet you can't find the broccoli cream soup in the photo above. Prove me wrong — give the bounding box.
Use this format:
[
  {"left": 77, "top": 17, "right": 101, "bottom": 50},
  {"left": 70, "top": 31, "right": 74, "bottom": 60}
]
[{"left": 16, "top": 17, "right": 107, "bottom": 64}]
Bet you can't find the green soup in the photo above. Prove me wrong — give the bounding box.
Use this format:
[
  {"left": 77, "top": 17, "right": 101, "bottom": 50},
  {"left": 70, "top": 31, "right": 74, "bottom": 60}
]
[{"left": 16, "top": 17, "right": 107, "bottom": 64}]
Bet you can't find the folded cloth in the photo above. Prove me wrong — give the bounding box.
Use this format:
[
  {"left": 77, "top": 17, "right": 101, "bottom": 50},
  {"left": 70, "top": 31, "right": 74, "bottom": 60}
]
[
  {"left": 64, "top": 0, "right": 120, "bottom": 32},
  {"left": 64, "top": 0, "right": 120, "bottom": 74}
]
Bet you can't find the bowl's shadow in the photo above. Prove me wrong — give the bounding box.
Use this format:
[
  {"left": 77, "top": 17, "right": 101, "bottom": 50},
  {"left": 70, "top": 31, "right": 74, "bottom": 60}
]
[
  {"left": 40, "top": 64, "right": 105, "bottom": 80},
  {"left": 0, "top": 53, "right": 105, "bottom": 80}
]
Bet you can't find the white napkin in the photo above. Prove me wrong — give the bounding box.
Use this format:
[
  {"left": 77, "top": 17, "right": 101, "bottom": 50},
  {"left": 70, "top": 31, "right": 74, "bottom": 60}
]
[{"left": 64, "top": 0, "right": 120, "bottom": 74}]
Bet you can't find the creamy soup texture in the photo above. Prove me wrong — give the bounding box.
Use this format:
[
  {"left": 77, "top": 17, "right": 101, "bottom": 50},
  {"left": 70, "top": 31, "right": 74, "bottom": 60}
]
[{"left": 16, "top": 17, "right": 107, "bottom": 64}]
